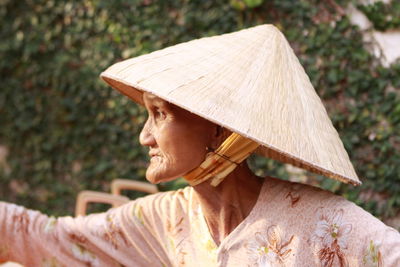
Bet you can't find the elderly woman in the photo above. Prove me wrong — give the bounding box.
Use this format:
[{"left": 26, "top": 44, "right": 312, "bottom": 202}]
[{"left": 1, "top": 25, "right": 399, "bottom": 267}]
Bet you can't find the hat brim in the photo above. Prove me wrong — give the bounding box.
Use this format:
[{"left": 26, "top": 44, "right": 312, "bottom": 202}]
[{"left": 101, "top": 73, "right": 361, "bottom": 187}]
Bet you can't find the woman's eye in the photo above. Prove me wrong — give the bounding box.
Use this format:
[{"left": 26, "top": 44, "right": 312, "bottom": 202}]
[{"left": 154, "top": 109, "right": 166, "bottom": 120}]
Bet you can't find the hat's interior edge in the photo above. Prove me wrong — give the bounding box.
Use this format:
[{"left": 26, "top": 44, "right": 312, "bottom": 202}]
[
  {"left": 258, "top": 146, "right": 361, "bottom": 186},
  {"left": 101, "top": 76, "right": 144, "bottom": 106},
  {"left": 101, "top": 74, "right": 361, "bottom": 187}
]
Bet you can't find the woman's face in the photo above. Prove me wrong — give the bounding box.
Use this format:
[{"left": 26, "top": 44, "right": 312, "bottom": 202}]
[{"left": 139, "top": 92, "right": 216, "bottom": 184}]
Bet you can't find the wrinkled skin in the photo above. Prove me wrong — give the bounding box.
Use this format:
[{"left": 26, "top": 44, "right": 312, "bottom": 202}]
[
  {"left": 139, "top": 92, "right": 263, "bottom": 245},
  {"left": 139, "top": 92, "right": 218, "bottom": 184}
]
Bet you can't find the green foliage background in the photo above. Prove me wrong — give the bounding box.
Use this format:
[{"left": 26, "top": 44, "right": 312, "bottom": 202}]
[{"left": 0, "top": 0, "right": 399, "bottom": 225}]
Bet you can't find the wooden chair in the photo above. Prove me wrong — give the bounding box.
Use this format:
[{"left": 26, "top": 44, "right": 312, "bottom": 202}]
[
  {"left": 75, "top": 179, "right": 158, "bottom": 216},
  {"left": 111, "top": 179, "right": 159, "bottom": 195},
  {"left": 75, "top": 191, "right": 130, "bottom": 216}
]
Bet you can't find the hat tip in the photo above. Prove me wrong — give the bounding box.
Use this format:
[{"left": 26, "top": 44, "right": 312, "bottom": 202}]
[{"left": 251, "top": 24, "right": 284, "bottom": 38}]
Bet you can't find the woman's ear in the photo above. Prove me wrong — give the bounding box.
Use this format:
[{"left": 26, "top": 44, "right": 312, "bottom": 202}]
[{"left": 209, "top": 125, "right": 231, "bottom": 150}]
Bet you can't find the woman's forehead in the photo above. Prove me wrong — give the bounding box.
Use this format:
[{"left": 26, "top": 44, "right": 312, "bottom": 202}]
[{"left": 142, "top": 92, "right": 206, "bottom": 121}]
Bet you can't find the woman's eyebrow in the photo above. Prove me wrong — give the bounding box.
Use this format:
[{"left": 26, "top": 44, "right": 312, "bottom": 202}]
[
  {"left": 148, "top": 96, "right": 169, "bottom": 109},
  {"left": 144, "top": 94, "right": 165, "bottom": 106}
]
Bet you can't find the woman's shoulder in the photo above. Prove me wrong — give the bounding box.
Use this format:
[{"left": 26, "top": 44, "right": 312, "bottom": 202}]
[
  {"left": 258, "top": 176, "right": 400, "bottom": 265},
  {"left": 260, "top": 176, "right": 400, "bottom": 239},
  {"left": 264, "top": 176, "right": 364, "bottom": 209},
  {"left": 262, "top": 176, "right": 387, "bottom": 226}
]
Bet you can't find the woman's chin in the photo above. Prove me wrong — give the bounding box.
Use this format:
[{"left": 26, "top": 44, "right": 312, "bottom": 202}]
[
  {"left": 145, "top": 167, "right": 180, "bottom": 184},
  {"left": 146, "top": 176, "right": 177, "bottom": 184}
]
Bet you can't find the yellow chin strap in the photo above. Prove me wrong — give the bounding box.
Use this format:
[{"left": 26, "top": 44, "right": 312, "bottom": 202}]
[{"left": 184, "top": 132, "right": 260, "bottom": 187}]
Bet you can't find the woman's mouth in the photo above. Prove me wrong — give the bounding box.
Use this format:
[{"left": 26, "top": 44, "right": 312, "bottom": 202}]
[{"left": 149, "top": 149, "right": 161, "bottom": 158}]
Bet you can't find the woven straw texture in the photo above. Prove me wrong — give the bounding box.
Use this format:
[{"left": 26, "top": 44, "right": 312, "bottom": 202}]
[{"left": 101, "top": 24, "right": 360, "bottom": 186}]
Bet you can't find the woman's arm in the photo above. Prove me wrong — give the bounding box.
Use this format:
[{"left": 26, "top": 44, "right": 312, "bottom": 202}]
[{"left": 0, "top": 197, "right": 172, "bottom": 267}]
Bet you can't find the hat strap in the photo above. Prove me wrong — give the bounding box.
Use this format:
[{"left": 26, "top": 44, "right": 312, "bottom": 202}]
[{"left": 184, "top": 132, "right": 260, "bottom": 187}]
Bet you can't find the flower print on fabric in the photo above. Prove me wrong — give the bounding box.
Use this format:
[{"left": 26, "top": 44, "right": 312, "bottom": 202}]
[
  {"left": 363, "top": 240, "right": 383, "bottom": 267},
  {"left": 190, "top": 204, "right": 218, "bottom": 265},
  {"left": 203, "top": 237, "right": 217, "bottom": 256},
  {"left": 103, "top": 213, "right": 130, "bottom": 250},
  {"left": 309, "top": 208, "right": 352, "bottom": 267},
  {"left": 67, "top": 226, "right": 99, "bottom": 266},
  {"left": 42, "top": 256, "right": 63, "bottom": 267},
  {"left": 71, "top": 243, "right": 98, "bottom": 266},
  {"left": 67, "top": 230, "right": 99, "bottom": 265},
  {"left": 43, "top": 216, "right": 57, "bottom": 233},
  {"left": 12, "top": 209, "right": 30, "bottom": 233},
  {"left": 247, "top": 225, "right": 294, "bottom": 267},
  {"left": 131, "top": 203, "right": 145, "bottom": 225},
  {"left": 167, "top": 216, "right": 188, "bottom": 266},
  {"left": 285, "top": 184, "right": 301, "bottom": 207},
  {"left": 68, "top": 232, "right": 88, "bottom": 244}
]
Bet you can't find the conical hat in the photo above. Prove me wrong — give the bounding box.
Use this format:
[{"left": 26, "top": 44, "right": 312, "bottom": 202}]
[{"left": 101, "top": 24, "right": 360, "bottom": 186}]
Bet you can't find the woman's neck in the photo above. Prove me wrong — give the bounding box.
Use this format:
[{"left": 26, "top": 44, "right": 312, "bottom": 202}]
[{"left": 192, "top": 163, "right": 263, "bottom": 245}]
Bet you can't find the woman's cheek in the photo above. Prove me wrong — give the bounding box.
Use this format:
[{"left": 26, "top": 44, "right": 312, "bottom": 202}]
[{"left": 146, "top": 153, "right": 177, "bottom": 182}]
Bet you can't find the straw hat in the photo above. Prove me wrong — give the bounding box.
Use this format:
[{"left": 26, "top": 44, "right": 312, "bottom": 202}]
[{"left": 100, "top": 24, "right": 360, "bottom": 186}]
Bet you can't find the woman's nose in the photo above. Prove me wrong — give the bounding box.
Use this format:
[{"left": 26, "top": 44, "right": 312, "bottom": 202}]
[{"left": 139, "top": 119, "right": 156, "bottom": 147}]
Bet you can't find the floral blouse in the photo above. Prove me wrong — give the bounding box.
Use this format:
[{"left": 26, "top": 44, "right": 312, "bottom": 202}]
[{"left": 1, "top": 177, "right": 399, "bottom": 266}]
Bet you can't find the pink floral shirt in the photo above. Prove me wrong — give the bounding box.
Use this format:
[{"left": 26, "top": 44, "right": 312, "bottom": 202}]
[{"left": 1, "top": 177, "right": 399, "bottom": 266}]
